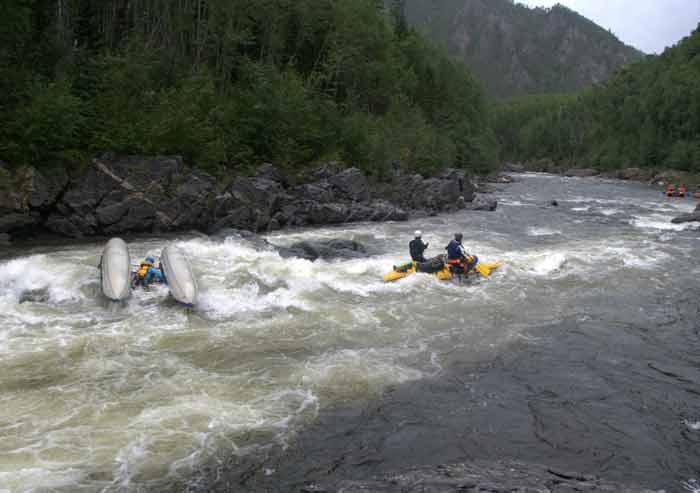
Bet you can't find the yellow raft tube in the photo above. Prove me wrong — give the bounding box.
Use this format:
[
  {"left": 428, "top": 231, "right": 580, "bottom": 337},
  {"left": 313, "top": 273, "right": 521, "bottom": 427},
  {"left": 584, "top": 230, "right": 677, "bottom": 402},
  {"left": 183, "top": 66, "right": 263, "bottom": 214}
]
[{"left": 383, "top": 257, "right": 501, "bottom": 283}]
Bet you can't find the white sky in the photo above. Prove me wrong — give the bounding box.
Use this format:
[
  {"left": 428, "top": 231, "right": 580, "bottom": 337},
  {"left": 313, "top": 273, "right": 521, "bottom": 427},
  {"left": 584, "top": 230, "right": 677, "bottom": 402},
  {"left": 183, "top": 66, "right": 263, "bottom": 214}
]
[{"left": 519, "top": 0, "right": 700, "bottom": 53}]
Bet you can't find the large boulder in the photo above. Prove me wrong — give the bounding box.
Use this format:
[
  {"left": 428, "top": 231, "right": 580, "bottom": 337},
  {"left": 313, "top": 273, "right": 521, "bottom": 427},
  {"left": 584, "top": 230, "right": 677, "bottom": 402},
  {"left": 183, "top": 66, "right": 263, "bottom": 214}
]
[
  {"left": 256, "top": 163, "right": 288, "bottom": 186},
  {"left": 309, "top": 203, "right": 350, "bottom": 225},
  {"left": 465, "top": 196, "right": 498, "bottom": 211},
  {"left": 277, "top": 239, "right": 367, "bottom": 261},
  {"left": 329, "top": 168, "right": 370, "bottom": 202}
]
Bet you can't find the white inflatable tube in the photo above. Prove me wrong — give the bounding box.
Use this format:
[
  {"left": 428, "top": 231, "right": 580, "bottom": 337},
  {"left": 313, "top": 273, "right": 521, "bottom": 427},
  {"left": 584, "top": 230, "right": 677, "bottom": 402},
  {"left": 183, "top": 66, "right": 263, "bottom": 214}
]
[
  {"left": 100, "top": 238, "right": 131, "bottom": 301},
  {"left": 161, "top": 244, "right": 198, "bottom": 307}
]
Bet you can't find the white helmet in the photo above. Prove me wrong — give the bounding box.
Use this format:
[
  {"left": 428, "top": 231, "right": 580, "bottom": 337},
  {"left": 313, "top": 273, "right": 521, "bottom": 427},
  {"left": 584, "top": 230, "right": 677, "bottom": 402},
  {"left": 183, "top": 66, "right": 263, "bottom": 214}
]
[{"left": 414, "top": 230, "right": 422, "bottom": 237}]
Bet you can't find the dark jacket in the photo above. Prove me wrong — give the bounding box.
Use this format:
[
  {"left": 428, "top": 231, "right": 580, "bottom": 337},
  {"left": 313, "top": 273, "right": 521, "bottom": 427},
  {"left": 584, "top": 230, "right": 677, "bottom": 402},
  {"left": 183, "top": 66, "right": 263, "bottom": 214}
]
[
  {"left": 409, "top": 238, "right": 428, "bottom": 262},
  {"left": 446, "top": 239, "right": 466, "bottom": 260}
]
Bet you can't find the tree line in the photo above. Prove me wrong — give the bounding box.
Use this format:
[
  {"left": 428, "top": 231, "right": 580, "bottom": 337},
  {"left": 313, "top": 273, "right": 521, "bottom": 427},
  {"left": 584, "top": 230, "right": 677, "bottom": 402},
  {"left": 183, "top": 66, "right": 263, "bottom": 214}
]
[
  {"left": 0, "top": 0, "right": 497, "bottom": 179},
  {"left": 492, "top": 26, "right": 700, "bottom": 173}
]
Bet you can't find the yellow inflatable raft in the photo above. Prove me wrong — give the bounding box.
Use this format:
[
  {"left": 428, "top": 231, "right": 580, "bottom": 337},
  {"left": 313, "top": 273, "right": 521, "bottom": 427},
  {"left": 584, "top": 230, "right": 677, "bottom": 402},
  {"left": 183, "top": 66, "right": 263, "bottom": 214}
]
[{"left": 383, "top": 258, "right": 501, "bottom": 283}]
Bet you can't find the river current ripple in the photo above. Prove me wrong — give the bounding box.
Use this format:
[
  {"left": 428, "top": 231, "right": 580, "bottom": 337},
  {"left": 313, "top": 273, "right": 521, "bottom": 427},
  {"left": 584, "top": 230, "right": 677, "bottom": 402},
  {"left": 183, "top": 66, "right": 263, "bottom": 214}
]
[{"left": 0, "top": 174, "right": 699, "bottom": 491}]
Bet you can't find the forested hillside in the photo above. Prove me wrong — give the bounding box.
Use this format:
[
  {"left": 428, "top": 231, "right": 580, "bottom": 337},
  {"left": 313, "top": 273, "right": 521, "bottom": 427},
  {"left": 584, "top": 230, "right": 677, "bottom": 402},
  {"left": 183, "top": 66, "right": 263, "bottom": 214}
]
[
  {"left": 491, "top": 26, "right": 700, "bottom": 173},
  {"left": 0, "top": 0, "right": 497, "bottom": 178},
  {"left": 404, "top": 0, "right": 642, "bottom": 98}
]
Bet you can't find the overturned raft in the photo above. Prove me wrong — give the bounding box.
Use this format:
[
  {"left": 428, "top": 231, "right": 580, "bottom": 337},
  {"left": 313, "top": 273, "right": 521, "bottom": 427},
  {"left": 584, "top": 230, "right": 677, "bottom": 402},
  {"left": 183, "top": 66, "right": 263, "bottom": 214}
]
[
  {"left": 100, "top": 238, "right": 132, "bottom": 301},
  {"left": 161, "top": 244, "right": 198, "bottom": 307}
]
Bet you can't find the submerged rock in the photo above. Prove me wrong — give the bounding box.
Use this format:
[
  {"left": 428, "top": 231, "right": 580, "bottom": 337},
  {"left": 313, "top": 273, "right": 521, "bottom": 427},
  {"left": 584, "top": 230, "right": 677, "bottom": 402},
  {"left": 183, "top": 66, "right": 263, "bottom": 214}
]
[
  {"left": 19, "top": 288, "right": 50, "bottom": 304},
  {"left": 277, "top": 239, "right": 367, "bottom": 261}
]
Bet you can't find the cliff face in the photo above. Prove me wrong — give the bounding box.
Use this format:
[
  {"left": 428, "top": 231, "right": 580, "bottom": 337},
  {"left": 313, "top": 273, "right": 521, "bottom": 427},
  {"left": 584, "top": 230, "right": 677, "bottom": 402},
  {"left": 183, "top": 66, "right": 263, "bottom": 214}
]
[{"left": 405, "top": 0, "right": 643, "bottom": 98}]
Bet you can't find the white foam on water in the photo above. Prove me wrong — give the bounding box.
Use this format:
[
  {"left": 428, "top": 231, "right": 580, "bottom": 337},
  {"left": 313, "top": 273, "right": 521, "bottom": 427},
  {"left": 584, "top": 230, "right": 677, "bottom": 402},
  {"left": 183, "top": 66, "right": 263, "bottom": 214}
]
[
  {"left": 571, "top": 206, "right": 591, "bottom": 212},
  {"left": 0, "top": 255, "right": 83, "bottom": 305},
  {"left": 527, "top": 227, "right": 561, "bottom": 237},
  {"left": 684, "top": 419, "right": 700, "bottom": 431},
  {"left": 630, "top": 214, "right": 694, "bottom": 231},
  {"left": 599, "top": 208, "right": 622, "bottom": 216}
]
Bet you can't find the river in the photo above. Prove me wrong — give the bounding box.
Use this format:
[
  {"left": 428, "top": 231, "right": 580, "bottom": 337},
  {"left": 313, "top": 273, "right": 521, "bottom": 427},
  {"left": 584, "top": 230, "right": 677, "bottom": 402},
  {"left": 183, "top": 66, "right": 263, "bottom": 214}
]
[{"left": 1, "top": 174, "right": 699, "bottom": 492}]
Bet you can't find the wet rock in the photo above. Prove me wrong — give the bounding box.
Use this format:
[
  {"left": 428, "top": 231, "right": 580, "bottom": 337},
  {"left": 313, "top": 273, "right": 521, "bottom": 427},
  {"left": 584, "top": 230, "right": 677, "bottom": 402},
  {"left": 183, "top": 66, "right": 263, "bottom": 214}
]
[
  {"left": 671, "top": 212, "right": 700, "bottom": 224},
  {"left": 0, "top": 233, "right": 10, "bottom": 245},
  {"left": 278, "top": 239, "right": 367, "bottom": 261},
  {"left": 550, "top": 200, "right": 559, "bottom": 207},
  {"left": 19, "top": 288, "right": 50, "bottom": 304},
  {"left": 565, "top": 168, "right": 599, "bottom": 178},
  {"left": 465, "top": 196, "right": 498, "bottom": 211}
]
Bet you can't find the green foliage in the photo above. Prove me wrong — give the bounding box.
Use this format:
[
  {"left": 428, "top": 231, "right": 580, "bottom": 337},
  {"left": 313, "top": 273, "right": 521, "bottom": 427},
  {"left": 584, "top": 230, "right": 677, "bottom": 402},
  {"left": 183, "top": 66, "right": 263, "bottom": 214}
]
[
  {"left": 492, "top": 28, "right": 700, "bottom": 173},
  {"left": 0, "top": 0, "right": 496, "bottom": 177}
]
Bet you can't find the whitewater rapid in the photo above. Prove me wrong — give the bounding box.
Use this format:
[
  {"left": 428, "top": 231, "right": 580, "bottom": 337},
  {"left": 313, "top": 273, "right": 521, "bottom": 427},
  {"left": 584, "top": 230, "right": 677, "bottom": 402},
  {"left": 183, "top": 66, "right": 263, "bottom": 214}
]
[{"left": 0, "top": 174, "right": 698, "bottom": 491}]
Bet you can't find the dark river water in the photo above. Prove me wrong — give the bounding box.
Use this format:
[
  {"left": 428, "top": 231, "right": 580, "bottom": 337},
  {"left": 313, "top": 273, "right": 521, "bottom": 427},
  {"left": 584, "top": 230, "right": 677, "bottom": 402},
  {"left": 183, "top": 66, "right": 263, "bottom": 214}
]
[{"left": 1, "top": 174, "right": 699, "bottom": 492}]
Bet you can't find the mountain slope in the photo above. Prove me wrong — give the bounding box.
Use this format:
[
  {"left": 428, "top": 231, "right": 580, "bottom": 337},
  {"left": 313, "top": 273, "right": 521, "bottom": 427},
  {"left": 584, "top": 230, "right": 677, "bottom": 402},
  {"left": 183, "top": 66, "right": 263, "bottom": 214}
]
[
  {"left": 491, "top": 26, "right": 700, "bottom": 171},
  {"left": 404, "top": 0, "right": 643, "bottom": 97}
]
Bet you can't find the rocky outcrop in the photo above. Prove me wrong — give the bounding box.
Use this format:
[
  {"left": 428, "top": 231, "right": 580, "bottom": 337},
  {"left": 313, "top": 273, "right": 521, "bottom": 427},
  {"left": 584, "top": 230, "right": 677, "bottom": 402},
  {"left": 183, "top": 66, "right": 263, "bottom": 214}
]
[
  {"left": 0, "top": 155, "right": 489, "bottom": 243},
  {"left": 672, "top": 202, "right": 700, "bottom": 224},
  {"left": 278, "top": 239, "right": 367, "bottom": 261}
]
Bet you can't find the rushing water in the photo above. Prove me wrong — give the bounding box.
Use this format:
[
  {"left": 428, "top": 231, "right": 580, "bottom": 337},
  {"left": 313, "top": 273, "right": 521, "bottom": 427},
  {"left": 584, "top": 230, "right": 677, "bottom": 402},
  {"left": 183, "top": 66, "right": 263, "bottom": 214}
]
[{"left": 1, "top": 174, "right": 699, "bottom": 492}]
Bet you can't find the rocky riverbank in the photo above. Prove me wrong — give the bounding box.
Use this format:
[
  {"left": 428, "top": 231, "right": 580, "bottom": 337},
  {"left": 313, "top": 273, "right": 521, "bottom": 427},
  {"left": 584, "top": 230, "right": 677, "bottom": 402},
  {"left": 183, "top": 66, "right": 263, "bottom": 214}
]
[
  {"left": 505, "top": 159, "right": 700, "bottom": 187},
  {"left": 0, "top": 154, "right": 494, "bottom": 245}
]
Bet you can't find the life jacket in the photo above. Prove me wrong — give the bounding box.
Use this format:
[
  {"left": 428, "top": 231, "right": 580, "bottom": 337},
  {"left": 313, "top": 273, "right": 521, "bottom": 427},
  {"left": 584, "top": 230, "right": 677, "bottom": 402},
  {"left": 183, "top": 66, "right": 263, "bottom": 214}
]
[
  {"left": 137, "top": 261, "right": 154, "bottom": 278},
  {"left": 446, "top": 240, "right": 464, "bottom": 260}
]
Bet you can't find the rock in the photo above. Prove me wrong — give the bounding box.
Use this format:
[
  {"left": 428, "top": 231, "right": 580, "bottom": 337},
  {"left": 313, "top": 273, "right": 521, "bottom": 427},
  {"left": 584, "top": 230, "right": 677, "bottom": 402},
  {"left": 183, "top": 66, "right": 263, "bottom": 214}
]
[
  {"left": 550, "top": 200, "right": 559, "bottom": 207},
  {"left": 0, "top": 233, "right": 10, "bottom": 245},
  {"left": 256, "top": 163, "right": 288, "bottom": 186},
  {"left": 27, "top": 167, "right": 69, "bottom": 209},
  {"left": 671, "top": 212, "right": 700, "bottom": 224},
  {"left": 208, "top": 206, "right": 269, "bottom": 234},
  {"left": 102, "top": 197, "right": 157, "bottom": 234},
  {"left": 329, "top": 168, "right": 370, "bottom": 202},
  {"left": 292, "top": 183, "right": 334, "bottom": 203},
  {"left": 44, "top": 214, "right": 83, "bottom": 238},
  {"left": 465, "top": 196, "right": 498, "bottom": 211},
  {"left": 277, "top": 239, "right": 367, "bottom": 261},
  {"left": 565, "top": 168, "right": 599, "bottom": 178},
  {"left": 19, "top": 288, "right": 50, "bottom": 304},
  {"left": 309, "top": 203, "right": 349, "bottom": 225},
  {"left": 503, "top": 162, "right": 526, "bottom": 173},
  {"left": 311, "top": 161, "right": 343, "bottom": 180},
  {"left": 0, "top": 212, "right": 39, "bottom": 233}
]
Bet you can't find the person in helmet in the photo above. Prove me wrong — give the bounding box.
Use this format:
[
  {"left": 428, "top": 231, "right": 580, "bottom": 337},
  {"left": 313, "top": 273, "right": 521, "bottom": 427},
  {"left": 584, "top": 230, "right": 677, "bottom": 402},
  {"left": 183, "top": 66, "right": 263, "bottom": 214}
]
[
  {"left": 409, "top": 230, "right": 429, "bottom": 262},
  {"left": 133, "top": 255, "right": 165, "bottom": 287},
  {"left": 445, "top": 233, "right": 478, "bottom": 274}
]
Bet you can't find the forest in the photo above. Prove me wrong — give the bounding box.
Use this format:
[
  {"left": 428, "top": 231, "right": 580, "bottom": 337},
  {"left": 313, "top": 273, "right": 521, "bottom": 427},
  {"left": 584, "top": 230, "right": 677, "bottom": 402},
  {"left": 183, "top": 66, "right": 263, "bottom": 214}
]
[
  {"left": 1, "top": 1, "right": 698, "bottom": 178},
  {"left": 492, "top": 26, "right": 700, "bottom": 173},
  {"left": 0, "top": 0, "right": 497, "bottom": 178}
]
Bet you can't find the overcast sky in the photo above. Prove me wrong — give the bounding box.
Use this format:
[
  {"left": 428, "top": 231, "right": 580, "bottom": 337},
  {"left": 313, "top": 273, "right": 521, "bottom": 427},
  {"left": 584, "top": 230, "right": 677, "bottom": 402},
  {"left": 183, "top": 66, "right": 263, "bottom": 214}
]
[{"left": 520, "top": 0, "right": 700, "bottom": 54}]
